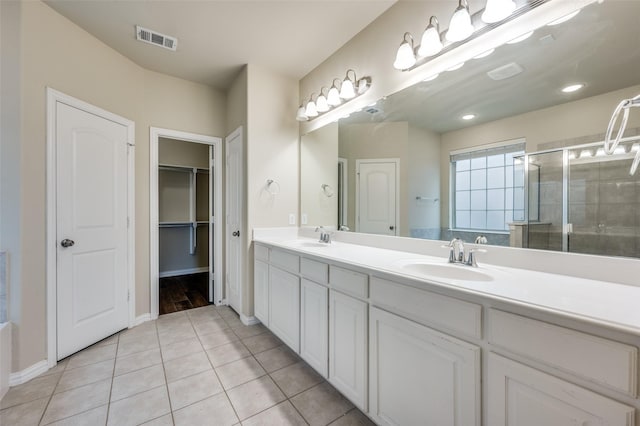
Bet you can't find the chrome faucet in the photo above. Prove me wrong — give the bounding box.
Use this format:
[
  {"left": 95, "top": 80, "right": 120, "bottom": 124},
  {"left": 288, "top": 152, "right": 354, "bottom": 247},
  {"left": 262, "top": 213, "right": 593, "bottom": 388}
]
[
  {"left": 315, "top": 226, "right": 332, "bottom": 244},
  {"left": 447, "top": 238, "right": 480, "bottom": 267}
]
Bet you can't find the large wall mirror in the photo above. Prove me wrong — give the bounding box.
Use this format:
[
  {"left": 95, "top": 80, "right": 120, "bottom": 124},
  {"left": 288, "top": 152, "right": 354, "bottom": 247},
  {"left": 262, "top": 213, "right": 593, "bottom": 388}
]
[{"left": 301, "top": 0, "right": 640, "bottom": 258}]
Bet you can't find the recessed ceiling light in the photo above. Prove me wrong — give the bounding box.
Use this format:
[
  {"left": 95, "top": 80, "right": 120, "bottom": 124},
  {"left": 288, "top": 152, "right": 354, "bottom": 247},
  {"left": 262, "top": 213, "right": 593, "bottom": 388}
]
[
  {"left": 423, "top": 74, "right": 439, "bottom": 82},
  {"left": 462, "top": 114, "right": 476, "bottom": 120},
  {"left": 447, "top": 62, "right": 465, "bottom": 71},
  {"left": 473, "top": 49, "right": 495, "bottom": 59},
  {"left": 561, "top": 83, "right": 584, "bottom": 93},
  {"left": 507, "top": 31, "right": 534, "bottom": 44},
  {"left": 547, "top": 10, "right": 580, "bottom": 26}
]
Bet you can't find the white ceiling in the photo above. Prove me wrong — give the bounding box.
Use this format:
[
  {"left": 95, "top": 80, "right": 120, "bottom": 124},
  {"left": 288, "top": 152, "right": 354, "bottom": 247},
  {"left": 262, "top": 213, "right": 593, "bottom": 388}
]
[{"left": 44, "top": 0, "right": 396, "bottom": 91}]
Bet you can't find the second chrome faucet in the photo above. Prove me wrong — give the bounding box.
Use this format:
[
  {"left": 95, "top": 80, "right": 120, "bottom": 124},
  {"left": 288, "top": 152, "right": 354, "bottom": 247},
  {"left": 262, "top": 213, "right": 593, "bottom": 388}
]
[{"left": 447, "top": 238, "right": 481, "bottom": 267}]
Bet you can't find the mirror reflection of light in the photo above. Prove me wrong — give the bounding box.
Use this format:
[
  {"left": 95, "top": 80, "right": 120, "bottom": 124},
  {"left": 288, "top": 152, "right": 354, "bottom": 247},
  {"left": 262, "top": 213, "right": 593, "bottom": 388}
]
[
  {"left": 547, "top": 10, "right": 580, "bottom": 26},
  {"left": 507, "top": 31, "right": 534, "bottom": 44},
  {"left": 595, "top": 148, "right": 605, "bottom": 157},
  {"left": 568, "top": 152, "right": 577, "bottom": 160},
  {"left": 579, "top": 149, "right": 593, "bottom": 159},
  {"left": 633, "top": 144, "right": 640, "bottom": 152},
  {"left": 423, "top": 74, "right": 439, "bottom": 82},
  {"left": 473, "top": 49, "right": 495, "bottom": 59},
  {"left": 446, "top": 62, "right": 465, "bottom": 71}
]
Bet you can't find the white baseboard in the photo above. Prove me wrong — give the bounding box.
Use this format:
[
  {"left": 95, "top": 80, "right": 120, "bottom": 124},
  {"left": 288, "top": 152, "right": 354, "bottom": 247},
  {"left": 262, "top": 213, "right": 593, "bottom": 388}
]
[
  {"left": 240, "top": 314, "right": 261, "bottom": 326},
  {"left": 9, "top": 360, "right": 48, "bottom": 387},
  {"left": 159, "top": 267, "right": 208, "bottom": 278},
  {"left": 134, "top": 313, "right": 152, "bottom": 326},
  {"left": 0, "top": 322, "right": 11, "bottom": 399}
]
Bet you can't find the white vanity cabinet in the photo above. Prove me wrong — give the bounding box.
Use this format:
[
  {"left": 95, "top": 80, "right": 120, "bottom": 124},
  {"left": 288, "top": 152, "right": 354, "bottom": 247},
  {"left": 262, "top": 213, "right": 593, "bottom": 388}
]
[
  {"left": 268, "top": 266, "right": 300, "bottom": 352},
  {"left": 254, "top": 260, "right": 269, "bottom": 326},
  {"left": 369, "top": 306, "right": 481, "bottom": 426},
  {"left": 488, "top": 353, "right": 635, "bottom": 426},
  {"left": 329, "top": 289, "right": 368, "bottom": 411},
  {"left": 300, "top": 278, "right": 329, "bottom": 377}
]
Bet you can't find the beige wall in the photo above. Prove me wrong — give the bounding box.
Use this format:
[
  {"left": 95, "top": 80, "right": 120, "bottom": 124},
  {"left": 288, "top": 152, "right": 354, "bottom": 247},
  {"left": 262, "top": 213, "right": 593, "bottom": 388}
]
[
  {"left": 439, "top": 84, "right": 640, "bottom": 228},
  {"left": 10, "top": 1, "right": 226, "bottom": 371},
  {"left": 158, "top": 137, "right": 210, "bottom": 169},
  {"left": 301, "top": 123, "right": 339, "bottom": 228},
  {"left": 408, "top": 126, "right": 441, "bottom": 235},
  {"left": 245, "top": 64, "right": 299, "bottom": 317}
]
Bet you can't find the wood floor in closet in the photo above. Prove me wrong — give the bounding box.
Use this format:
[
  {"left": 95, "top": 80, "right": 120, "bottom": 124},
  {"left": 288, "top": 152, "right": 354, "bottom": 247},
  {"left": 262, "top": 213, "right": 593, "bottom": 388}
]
[{"left": 159, "top": 272, "right": 209, "bottom": 315}]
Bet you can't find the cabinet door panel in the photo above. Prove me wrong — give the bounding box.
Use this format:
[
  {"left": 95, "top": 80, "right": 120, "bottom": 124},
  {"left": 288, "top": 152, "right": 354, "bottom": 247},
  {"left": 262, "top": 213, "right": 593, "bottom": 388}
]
[
  {"left": 269, "top": 267, "right": 300, "bottom": 352},
  {"left": 488, "top": 353, "right": 635, "bottom": 426},
  {"left": 369, "top": 307, "right": 480, "bottom": 426},
  {"left": 329, "top": 290, "right": 368, "bottom": 411},
  {"left": 301, "top": 279, "right": 328, "bottom": 377},
  {"left": 254, "top": 260, "right": 269, "bottom": 326}
]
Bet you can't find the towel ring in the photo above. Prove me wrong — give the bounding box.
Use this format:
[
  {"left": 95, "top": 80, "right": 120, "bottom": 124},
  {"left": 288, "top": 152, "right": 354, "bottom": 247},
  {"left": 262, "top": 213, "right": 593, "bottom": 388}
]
[
  {"left": 321, "top": 184, "right": 334, "bottom": 197},
  {"left": 266, "top": 179, "right": 280, "bottom": 195}
]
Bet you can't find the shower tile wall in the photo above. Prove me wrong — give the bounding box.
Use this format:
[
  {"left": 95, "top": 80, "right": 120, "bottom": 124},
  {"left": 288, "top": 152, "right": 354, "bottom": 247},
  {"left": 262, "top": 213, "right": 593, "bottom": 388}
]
[
  {"left": 528, "top": 152, "right": 564, "bottom": 251},
  {"left": 569, "top": 158, "right": 640, "bottom": 258},
  {"left": 0, "top": 251, "right": 6, "bottom": 323}
]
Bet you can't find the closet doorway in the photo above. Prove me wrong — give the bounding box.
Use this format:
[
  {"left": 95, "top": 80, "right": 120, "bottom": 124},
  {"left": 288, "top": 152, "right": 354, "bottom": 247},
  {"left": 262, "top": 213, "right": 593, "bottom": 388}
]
[{"left": 150, "top": 128, "right": 223, "bottom": 318}]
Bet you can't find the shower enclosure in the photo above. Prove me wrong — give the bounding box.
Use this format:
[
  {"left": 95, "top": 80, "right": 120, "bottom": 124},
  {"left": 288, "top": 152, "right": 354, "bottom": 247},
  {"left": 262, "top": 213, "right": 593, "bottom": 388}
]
[{"left": 519, "top": 137, "right": 640, "bottom": 258}]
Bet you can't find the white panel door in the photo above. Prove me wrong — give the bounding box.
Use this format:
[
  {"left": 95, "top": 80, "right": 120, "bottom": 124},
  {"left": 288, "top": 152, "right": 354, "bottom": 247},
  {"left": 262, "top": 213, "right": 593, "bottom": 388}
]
[
  {"left": 56, "top": 102, "right": 129, "bottom": 359},
  {"left": 488, "top": 353, "right": 635, "bottom": 426},
  {"left": 225, "top": 128, "right": 243, "bottom": 314},
  {"left": 301, "top": 279, "right": 329, "bottom": 378},
  {"left": 369, "top": 307, "right": 481, "bottom": 426},
  {"left": 357, "top": 160, "right": 397, "bottom": 235},
  {"left": 269, "top": 267, "right": 300, "bottom": 352},
  {"left": 254, "top": 259, "right": 269, "bottom": 326},
  {"left": 329, "top": 289, "right": 368, "bottom": 411}
]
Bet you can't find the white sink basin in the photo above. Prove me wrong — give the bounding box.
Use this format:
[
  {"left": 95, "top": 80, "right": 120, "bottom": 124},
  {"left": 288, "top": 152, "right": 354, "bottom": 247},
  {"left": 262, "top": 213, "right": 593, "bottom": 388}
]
[
  {"left": 284, "top": 239, "right": 332, "bottom": 248},
  {"left": 394, "top": 260, "right": 493, "bottom": 282}
]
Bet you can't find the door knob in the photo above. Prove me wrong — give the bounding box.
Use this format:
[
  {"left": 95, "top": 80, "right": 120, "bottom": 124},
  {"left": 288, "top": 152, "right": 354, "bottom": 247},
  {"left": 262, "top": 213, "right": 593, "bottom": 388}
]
[
  {"left": 389, "top": 226, "right": 395, "bottom": 230},
  {"left": 60, "top": 239, "right": 75, "bottom": 248},
  {"left": 232, "top": 230, "right": 240, "bottom": 237}
]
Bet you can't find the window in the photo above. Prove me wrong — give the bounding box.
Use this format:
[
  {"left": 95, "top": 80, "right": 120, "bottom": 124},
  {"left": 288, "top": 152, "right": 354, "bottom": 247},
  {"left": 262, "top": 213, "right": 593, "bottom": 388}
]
[{"left": 451, "top": 141, "right": 525, "bottom": 231}]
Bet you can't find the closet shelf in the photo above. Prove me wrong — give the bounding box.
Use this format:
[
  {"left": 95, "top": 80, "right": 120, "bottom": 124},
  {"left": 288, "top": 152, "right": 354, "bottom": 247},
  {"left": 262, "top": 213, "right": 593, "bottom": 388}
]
[
  {"left": 159, "top": 163, "right": 209, "bottom": 173},
  {"left": 159, "top": 222, "right": 192, "bottom": 228}
]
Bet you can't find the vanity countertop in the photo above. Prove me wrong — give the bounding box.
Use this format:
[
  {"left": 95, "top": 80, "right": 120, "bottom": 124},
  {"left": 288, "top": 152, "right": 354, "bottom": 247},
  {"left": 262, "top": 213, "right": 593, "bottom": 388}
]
[{"left": 254, "top": 236, "right": 640, "bottom": 335}]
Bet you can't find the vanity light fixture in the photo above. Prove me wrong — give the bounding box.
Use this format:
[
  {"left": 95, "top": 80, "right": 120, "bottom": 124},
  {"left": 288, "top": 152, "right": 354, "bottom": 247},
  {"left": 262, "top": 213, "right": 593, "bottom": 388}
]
[
  {"left": 393, "top": 33, "right": 417, "bottom": 70},
  {"left": 473, "top": 48, "right": 495, "bottom": 59},
  {"left": 418, "top": 16, "right": 444, "bottom": 58},
  {"left": 506, "top": 31, "right": 534, "bottom": 44},
  {"left": 316, "top": 88, "right": 330, "bottom": 113},
  {"left": 327, "top": 79, "right": 342, "bottom": 107},
  {"left": 297, "top": 71, "right": 371, "bottom": 121},
  {"left": 561, "top": 83, "right": 584, "bottom": 93},
  {"left": 305, "top": 95, "right": 318, "bottom": 118},
  {"left": 547, "top": 9, "right": 580, "bottom": 26},
  {"left": 446, "top": 0, "right": 475, "bottom": 43},
  {"left": 462, "top": 114, "right": 476, "bottom": 120},
  {"left": 340, "top": 70, "right": 357, "bottom": 99},
  {"left": 481, "top": 0, "right": 516, "bottom": 24},
  {"left": 296, "top": 105, "right": 308, "bottom": 122}
]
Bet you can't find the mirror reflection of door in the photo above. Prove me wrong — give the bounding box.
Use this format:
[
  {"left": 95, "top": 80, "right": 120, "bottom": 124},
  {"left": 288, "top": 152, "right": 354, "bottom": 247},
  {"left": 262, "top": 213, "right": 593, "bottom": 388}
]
[
  {"left": 337, "top": 158, "right": 348, "bottom": 229},
  {"left": 356, "top": 159, "right": 398, "bottom": 236}
]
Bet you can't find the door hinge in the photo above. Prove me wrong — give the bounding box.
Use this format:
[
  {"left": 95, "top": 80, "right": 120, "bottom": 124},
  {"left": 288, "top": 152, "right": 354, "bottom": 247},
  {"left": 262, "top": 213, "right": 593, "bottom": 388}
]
[{"left": 127, "top": 290, "right": 130, "bottom": 301}]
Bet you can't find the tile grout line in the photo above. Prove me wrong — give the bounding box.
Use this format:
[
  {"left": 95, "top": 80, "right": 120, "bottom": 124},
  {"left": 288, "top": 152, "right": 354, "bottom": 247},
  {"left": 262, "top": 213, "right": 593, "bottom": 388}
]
[
  {"left": 155, "top": 316, "right": 177, "bottom": 426},
  {"left": 36, "top": 364, "right": 66, "bottom": 426}
]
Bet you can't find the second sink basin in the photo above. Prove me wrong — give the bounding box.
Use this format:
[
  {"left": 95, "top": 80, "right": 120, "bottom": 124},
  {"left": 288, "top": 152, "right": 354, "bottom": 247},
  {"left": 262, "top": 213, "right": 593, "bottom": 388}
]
[{"left": 394, "top": 260, "right": 494, "bottom": 282}]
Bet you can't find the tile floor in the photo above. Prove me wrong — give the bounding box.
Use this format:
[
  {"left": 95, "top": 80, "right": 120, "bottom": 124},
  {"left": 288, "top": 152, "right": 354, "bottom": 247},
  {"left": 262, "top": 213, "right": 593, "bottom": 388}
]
[{"left": 0, "top": 305, "right": 374, "bottom": 426}]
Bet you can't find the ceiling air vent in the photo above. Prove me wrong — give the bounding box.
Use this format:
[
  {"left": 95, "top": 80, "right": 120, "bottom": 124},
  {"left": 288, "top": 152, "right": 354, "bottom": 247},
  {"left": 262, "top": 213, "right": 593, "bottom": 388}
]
[
  {"left": 487, "top": 62, "right": 524, "bottom": 81},
  {"left": 136, "top": 26, "right": 178, "bottom": 51}
]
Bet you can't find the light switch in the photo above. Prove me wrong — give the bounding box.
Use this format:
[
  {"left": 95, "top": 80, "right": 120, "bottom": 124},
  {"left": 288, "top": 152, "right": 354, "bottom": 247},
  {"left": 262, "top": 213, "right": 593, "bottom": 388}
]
[
  {"left": 288, "top": 213, "right": 296, "bottom": 225},
  {"left": 301, "top": 214, "right": 308, "bottom": 225}
]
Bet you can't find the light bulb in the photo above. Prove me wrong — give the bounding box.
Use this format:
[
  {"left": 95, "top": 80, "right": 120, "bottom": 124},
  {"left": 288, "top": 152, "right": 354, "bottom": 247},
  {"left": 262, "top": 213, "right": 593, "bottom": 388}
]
[
  {"left": 327, "top": 84, "right": 341, "bottom": 106},
  {"left": 393, "top": 33, "right": 416, "bottom": 70},
  {"left": 296, "top": 105, "right": 308, "bottom": 122},
  {"left": 316, "top": 94, "right": 329, "bottom": 113},
  {"left": 340, "top": 74, "right": 356, "bottom": 99},
  {"left": 561, "top": 83, "right": 584, "bottom": 93},
  {"left": 482, "top": 0, "right": 516, "bottom": 24},
  {"left": 357, "top": 78, "right": 370, "bottom": 95},
  {"left": 305, "top": 99, "right": 318, "bottom": 117},
  {"left": 446, "top": 0, "right": 474, "bottom": 42},
  {"left": 417, "top": 17, "right": 443, "bottom": 58}
]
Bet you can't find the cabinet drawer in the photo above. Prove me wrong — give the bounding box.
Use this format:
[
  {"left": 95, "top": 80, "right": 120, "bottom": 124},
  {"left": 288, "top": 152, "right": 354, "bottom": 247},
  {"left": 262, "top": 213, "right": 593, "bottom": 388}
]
[
  {"left": 301, "top": 258, "right": 328, "bottom": 284},
  {"left": 270, "top": 249, "right": 299, "bottom": 273},
  {"left": 488, "top": 309, "right": 638, "bottom": 397},
  {"left": 370, "top": 277, "right": 482, "bottom": 339},
  {"left": 255, "top": 244, "right": 269, "bottom": 262},
  {"left": 330, "top": 265, "right": 368, "bottom": 299}
]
